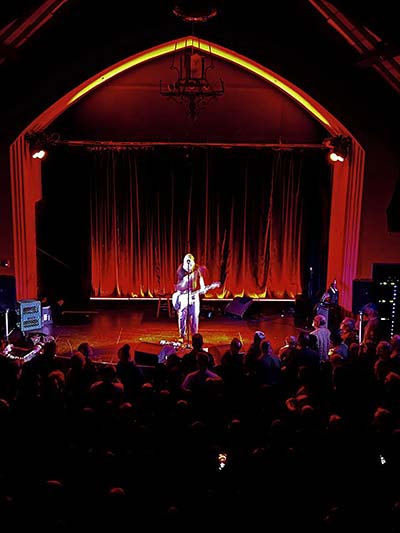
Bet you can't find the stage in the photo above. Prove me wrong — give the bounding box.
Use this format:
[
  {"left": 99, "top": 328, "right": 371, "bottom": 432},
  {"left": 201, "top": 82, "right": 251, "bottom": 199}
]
[
  {"left": 48, "top": 300, "right": 300, "bottom": 363},
  {"left": 11, "top": 300, "right": 303, "bottom": 366}
]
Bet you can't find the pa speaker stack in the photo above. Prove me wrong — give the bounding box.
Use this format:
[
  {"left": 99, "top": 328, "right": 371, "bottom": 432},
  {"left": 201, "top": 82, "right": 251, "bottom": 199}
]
[
  {"left": 352, "top": 279, "right": 375, "bottom": 315},
  {"left": 294, "top": 294, "right": 313, "bottom": 328},
  {"left": 0, "top": 275, "right": 16, "bottom": 312},
  {"left": 372, "top": 263, "right": 400, "bottom": 340}
]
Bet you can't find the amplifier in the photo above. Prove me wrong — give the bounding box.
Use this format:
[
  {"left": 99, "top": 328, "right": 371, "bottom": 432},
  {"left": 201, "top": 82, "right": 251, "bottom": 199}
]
[{"left": 17, "top": 299, "right": 42, "bottom": 332}]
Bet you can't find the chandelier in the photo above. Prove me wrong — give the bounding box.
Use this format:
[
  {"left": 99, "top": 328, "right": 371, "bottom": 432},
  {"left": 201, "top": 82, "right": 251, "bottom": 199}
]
[{"left": 160, "top": 41, "right": 224, "bottom": 120}]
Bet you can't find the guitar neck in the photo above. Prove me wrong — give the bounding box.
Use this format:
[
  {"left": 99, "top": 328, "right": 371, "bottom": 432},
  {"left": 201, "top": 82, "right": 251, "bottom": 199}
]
[{"left": 179, "top": 284, "right": 214, "bottom": 297}]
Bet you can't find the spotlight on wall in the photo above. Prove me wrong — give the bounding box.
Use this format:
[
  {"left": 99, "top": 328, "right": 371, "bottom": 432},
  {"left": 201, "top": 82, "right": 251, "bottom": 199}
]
[
  {"left": 25, "top": 131, "right": 60, "bottom": 160},
  {"left": 32, "top": 148, "right": 47, "bottom": 160},
  {"left": 324, "top": 135, "right": 352, "bottom": 163}
]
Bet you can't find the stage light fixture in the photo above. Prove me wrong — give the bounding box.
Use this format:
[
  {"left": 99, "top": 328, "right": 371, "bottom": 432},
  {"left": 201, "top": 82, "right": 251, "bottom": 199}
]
[
  {"left": 324, "top": 135, "right": 352, "bottom": 164},
  {"left": 25, "top": 131, "right": 60, "bottom": 160},
  {"left": 32, "top": 148, "right": 47, "bottom": 160}
]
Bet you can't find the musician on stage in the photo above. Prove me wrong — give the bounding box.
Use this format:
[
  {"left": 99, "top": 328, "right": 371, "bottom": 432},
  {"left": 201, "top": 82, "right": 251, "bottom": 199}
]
[
  {"left": 315, "top": 278, "right": 340, "bottom": 331},
  {"left": 174, "top": 253, "right": 205, "bottom": 343}
]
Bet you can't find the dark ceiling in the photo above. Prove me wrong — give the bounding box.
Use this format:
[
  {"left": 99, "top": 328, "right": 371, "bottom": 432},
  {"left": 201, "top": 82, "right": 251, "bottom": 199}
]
[{"left": 1, "top": 0, "right": 398, "bottom": 142}]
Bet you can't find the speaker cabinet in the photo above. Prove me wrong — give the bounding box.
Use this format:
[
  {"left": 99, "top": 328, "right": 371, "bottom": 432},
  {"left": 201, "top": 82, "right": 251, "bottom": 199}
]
[
  {"left": 17, "top": 299, "right": 42, "bottom": 332},
  {"left": 294, "top": 294, "right": 313, "bottom": 328},
  {"left": 372, "top": 264, "right": 400, "bottom": 339},
  {"left": 352, "top": 279, "right": 375, "bottom": 315},
  {"left": 0, "top": 275, "right": 16, "bottom": 311},
  {"left": 224, "top": 297, "right": 253, "bottom": 318}
]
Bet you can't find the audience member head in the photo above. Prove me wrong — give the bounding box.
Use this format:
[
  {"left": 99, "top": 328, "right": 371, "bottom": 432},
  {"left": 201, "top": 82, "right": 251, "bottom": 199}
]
[
  {"left": 285, "top": 335, "right": 297, "bottom": 347},
  {"left": 330, "top": 353, "right": 345, "bottom": 368},
  {"left": 340, "top": 317, "right": 355, "bottom": 332},
  {"left": 363, "top": 303, "right": 379, "bottom": 319},
  {"left": 313, "top": 314, "right": 326, "bottom": 328},
  {"left": 384, "top": 371, "right": 400, "bottom": 396},
  {"left": 376, "top": 340, "right": 392, "bottom": 359},
  {"left": 254, "top": 330, "right": 265, "bottom": 344},
  {"left": 78, "top": 342, "right": 94, "bottom": 359},
  {"left": 372, "top": 406, "right": 393, "bottom": 432},
  {"left": 117, "top": 343, "right": 131, "bottom": 363},
  {"left": 99, "top": 364, "right": 118, "bottom": 382},
  {"left": 47, "top": 369, "right": 65, "bottom": 391},
  {"left": 297, "top": 331, "right": 311, "bottom": 348},
  {"left": 260, "top": 339, "right": 272, "bottom": 356},
  {"left": 391, "top": 334, "right": 400, "bottom": 354},
  {"left": 327, "top": 413, "right": 344, "bottom": 433},
  {"left": 348, "top": 342, "right": 360, "bottom": 358},
  {"left": 230, "top": 337, "right": 243, "bottom": 353},
  {"left": 70, "top": 350, "right": 86, "bottom": 370},
  {"left": 192, "top": 333, "right": 204, "bottom": 351}
]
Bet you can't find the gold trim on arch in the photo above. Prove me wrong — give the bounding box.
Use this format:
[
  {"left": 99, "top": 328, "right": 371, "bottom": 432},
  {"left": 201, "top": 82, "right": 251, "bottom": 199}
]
[{"left": 69, "top": 36, "right": 331, "bottom": 128}]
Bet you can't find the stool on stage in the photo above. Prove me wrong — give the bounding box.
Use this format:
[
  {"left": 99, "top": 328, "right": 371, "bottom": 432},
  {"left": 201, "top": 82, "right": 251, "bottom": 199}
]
[{"left": 156, "top": 293, "right": 173, "bottom": 318}]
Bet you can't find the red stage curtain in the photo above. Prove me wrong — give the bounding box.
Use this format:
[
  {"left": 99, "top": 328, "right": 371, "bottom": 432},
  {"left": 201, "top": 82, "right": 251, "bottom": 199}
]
[{"left": 90, "top": 148, "right": 322, "bottom": 299}]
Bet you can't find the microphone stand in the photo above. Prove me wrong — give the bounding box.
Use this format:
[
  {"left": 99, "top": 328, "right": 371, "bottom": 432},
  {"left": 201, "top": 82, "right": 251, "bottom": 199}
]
[
  {"left": 185, "top": 260, "right": 191, "bottom": 348},
  {"left": 4, "top": 308, "right": 10, "bottom": 341},
  {"left": 358, "top": 310, "right": 363, "bottom": 345}
]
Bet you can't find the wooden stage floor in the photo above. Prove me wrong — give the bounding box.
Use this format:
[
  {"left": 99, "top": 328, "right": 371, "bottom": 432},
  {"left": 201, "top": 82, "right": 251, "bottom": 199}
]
[{"left": 35, "top": 300, "right": 304, "bottom": 365}]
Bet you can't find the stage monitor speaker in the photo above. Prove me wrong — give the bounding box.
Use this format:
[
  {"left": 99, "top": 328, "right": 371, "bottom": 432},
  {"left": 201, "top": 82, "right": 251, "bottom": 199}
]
[
  {"left": 224, "top": 297, "right": 253, "bottom": 319},
  {"left": 134, "top": 341, "right": 181, "bottom": 366},
  {"left": 352, "top": 279, "right": 375, "bottom": 315},
  {"left": 207, "top": 344, "right": 232, "bottom": 365},
  {"left": 0, "top": 275, "right": 17, "bottom": 311}
]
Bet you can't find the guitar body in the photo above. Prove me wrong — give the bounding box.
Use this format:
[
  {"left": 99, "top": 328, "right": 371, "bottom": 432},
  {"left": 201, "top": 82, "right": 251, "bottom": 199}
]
[
  {"left": 172, "top": 281, "right": 220, "bottom": 312},
  {"left": 172, "top": 291, "right": 198, "bottom": 312}
]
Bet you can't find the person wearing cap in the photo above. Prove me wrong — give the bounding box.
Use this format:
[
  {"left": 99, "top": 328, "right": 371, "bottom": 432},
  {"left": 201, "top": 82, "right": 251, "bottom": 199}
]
[{"left": 173, "top": 253, "right": 205, "bottom": 343}]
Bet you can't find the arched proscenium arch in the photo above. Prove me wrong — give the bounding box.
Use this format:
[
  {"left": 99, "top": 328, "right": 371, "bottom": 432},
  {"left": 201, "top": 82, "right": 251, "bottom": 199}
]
[{"left": 10, "top": 36, "right": 364, "bottom": 310}]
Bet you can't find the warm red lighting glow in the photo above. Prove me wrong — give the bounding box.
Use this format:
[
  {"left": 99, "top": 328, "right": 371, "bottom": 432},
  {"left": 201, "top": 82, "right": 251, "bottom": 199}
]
[{"left": 11, "top": 36, "right": 364, "bottom": 311}]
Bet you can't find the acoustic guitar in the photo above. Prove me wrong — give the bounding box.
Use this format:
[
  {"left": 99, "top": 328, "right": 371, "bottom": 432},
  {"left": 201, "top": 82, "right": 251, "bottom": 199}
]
[{"left": 172, "top": 281, "right": 221, "bottom": 311}]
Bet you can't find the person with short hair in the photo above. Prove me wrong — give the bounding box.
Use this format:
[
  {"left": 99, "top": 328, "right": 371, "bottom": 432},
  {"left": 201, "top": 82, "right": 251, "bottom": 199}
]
[
  {"left": 180, "top": 332, "right": 215, "bottom": 376},
  {"left": 310, "top": 314, "right": 331, "bottom": 362}
]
